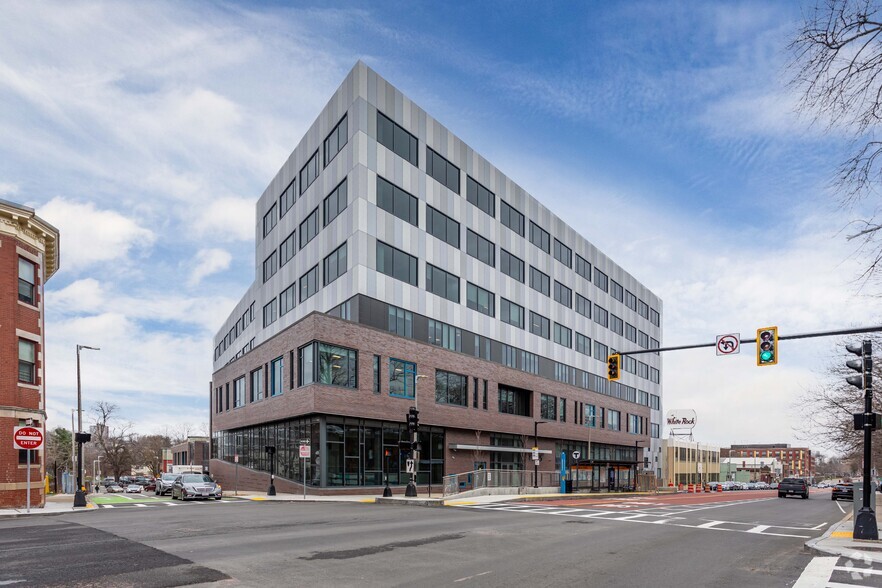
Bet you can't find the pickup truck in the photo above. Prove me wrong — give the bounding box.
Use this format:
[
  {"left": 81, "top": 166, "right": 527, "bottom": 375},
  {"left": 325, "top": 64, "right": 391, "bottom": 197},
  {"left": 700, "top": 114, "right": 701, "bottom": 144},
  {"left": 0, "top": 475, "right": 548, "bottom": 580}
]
[{"left": 777, "top": 477, "right": 809, "bottom": 499}]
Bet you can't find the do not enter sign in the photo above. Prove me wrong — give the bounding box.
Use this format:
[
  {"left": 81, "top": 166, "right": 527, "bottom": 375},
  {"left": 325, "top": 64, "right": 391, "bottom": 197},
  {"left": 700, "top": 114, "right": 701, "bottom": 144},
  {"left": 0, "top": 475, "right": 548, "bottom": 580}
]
[{"left": 13, "top": 426, "right": 43, "bottom": 450}]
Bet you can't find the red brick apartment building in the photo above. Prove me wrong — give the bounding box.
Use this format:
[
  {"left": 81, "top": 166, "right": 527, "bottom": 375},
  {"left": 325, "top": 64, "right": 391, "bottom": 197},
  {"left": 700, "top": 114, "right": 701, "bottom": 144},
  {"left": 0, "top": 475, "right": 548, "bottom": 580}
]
[
  {"left": 722, "top": 444, "right": 813, "bottom": 479},
  {"left": 0, "top": 199, "right": 59, "bottom": 509}
]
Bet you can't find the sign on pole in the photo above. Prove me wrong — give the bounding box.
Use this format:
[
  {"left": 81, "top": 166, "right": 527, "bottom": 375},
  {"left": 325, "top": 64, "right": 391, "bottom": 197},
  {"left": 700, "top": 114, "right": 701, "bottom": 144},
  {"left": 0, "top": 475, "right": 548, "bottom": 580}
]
[
  {"left": 13, "top": 426, "right": 43, "bottom": 450},
  {"left": 299, "top": 438, "right": 311, "bottom": 459},
  {"left": 531, "top": 447, "right": 539, "bottom": 461},
  {"left": 405, "top": 459, "right": 415, "bottom": 474},
  {"left": 715, "top": 333, "right": 740, "bottom": 356},
  {"left": 572, "top": 450, "right": 581, "bottom": 461}
]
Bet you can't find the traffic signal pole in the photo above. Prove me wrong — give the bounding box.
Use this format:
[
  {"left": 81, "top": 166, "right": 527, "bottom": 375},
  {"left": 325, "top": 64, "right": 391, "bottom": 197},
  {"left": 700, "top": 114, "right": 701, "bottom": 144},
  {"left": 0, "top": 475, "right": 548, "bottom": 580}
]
[{"left": 848, "top": 341, "right": 878, "bottom": 540}]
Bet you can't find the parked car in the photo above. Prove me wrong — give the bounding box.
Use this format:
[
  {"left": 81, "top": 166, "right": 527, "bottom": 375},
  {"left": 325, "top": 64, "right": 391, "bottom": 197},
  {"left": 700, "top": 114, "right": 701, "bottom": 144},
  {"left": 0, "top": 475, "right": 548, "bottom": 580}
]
[
  {"left": 171, "top": 474, "right": 222, "bottom": 501},
  {"left": 778, "top": 477, "right": 810, "bottom": 499},
  {"left": 721, "top": 481, "right": 736, "bottom": 491},
  {"left": 770, "top": 482, "right": 779, "bottom": 489},
  {"left": 832, "top": 482, "right": 854, "bottom": 501},
  {"left": 143, "top": 478, "right": 156, "bottom": 492},
  {"left": 155, "top": 473, "right": 179, "bottom": 496},
  {"left": 125, "top": 484, "right": 142, "bottom": 494},
  {"left": 106, "top": 484, "right": 124, "bottom": 493},
  {"left": 707, "top": 481, "right": 720, "bottom": 490}
]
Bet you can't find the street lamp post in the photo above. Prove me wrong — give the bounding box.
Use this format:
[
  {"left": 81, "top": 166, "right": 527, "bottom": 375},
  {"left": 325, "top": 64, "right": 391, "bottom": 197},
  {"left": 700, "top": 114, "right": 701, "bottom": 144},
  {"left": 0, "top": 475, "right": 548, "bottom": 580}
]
[
  {"left": 634, "top": 440, "right": 646, "bottom": 492},
  {"left": 533, "top": 421, "right": 547, "bottom": 489},
  {"left": 74, "top": 344, "right": 100, "bottom": 508}
]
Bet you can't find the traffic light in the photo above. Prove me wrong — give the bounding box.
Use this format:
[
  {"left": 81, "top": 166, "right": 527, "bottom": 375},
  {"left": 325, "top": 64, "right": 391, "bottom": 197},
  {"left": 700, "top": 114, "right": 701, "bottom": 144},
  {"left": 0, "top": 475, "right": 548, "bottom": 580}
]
[
  {"left": 406, "top": 406, "right": 420, "bottom": 434},
  {"left": 607, "top": 354, "right": 621, "bottom": 381},
  {"left": 846, "top": 341, "right": 873, "bottom": 389},
  {"left": 756, "top": 327, "right": 778, "bottom": 366},
  {"left": 398, "top": 440, "right": 413, "bottom": 452}
]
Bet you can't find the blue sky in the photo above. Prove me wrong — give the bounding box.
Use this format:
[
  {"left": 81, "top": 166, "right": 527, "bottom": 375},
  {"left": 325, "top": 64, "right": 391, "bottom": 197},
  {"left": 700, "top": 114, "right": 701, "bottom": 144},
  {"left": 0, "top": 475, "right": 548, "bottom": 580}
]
[{"left": 2, "top": 1, "right": 877, "bottom": 452}]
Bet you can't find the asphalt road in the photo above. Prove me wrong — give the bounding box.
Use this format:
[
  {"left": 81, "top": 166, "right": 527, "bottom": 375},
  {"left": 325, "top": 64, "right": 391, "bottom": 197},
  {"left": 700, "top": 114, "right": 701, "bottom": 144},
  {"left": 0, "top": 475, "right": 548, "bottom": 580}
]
[{"left": 0, "top": 490, "right": 849, "bottom": 587}]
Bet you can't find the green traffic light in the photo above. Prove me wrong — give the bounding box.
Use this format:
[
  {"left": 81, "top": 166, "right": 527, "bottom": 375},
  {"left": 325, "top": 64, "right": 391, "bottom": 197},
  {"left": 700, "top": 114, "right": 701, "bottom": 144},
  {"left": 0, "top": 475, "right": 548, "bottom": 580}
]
[{"left": 760, "top": 351, "right": 773, "bottom": 362}]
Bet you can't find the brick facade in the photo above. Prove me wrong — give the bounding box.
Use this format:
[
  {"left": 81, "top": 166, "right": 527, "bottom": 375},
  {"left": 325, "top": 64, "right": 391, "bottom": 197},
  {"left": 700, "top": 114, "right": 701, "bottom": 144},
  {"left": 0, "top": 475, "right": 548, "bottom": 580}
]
[{"left": 0, "top": 199, "right": 59, "bottom": 509}]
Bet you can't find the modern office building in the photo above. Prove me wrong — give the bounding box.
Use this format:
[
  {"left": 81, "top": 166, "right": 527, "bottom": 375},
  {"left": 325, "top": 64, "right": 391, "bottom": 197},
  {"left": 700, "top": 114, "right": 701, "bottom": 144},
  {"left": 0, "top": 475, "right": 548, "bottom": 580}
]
[
  {"left": 0, "top": 199, "right": 59, "bottom": 508},
  {"left": 209, "top": 62, "right": 663, "bottom": 494},
  {"left": 722, "top": 444, "right": 813, "bottom": 479}
]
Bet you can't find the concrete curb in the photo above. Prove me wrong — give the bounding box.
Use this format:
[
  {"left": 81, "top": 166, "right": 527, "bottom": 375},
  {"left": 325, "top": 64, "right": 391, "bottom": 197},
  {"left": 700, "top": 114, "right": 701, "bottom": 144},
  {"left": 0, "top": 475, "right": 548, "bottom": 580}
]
[
  {"left": 804, "top": 511, "right": 854, "bottom": 557},
  {"left": 375, "top": 497, "right": 445, "bottom": 507},
  {"left": 0, "top": 505, "right": 98, "bottom": 519}
]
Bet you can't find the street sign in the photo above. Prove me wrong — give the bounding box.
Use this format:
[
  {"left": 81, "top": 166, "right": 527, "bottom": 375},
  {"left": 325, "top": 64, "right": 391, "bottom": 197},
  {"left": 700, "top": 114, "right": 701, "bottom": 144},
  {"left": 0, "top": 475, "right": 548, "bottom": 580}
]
[
  {"left": 531, "top": 447, "right": 539, "bottom": 461},
  {"left": 572, "top": 450, "right": 581, "bottom": 460},
  {"left": 234, "top": 454, "right": 239, "bottom": 463},
  {"left": 697, "top": 463, "right": 703, "bottom": 474},
  {"left": 716, "top": 334, "right": 740, "bottom": 356},
  {"left": 299, "top": 444, "right": 310, "bottom": 458},
  {"left": 13, "top": 426, "right": 43, "bottom": 450},
  {"left": 405, "top": 459, "right": 415, "bottom": 474}
]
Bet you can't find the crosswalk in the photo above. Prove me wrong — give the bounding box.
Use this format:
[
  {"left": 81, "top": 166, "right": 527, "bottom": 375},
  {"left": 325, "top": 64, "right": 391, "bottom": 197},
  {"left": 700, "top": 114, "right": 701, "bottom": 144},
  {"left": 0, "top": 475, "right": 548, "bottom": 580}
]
[
  {"left": 457, "top": 501, "right": 825, "bottom": 539},
  {"left": 95, "top": 499, "right": 244, "bottom": 509},
  {"left": 795, "top": 556, "right": 882, "bottom": 587}
]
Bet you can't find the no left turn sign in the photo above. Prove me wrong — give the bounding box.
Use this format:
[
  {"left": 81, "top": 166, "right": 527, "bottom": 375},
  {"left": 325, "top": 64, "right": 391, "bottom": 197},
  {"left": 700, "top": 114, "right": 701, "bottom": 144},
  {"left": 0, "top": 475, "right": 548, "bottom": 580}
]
[{"left": 715, "top": 334, "right": 740, "bottom": 356}]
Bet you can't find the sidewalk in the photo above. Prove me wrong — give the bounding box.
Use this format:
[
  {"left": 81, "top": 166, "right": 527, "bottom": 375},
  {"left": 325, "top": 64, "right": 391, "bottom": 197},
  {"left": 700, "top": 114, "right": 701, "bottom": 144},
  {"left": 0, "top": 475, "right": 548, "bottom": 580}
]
[
  {"left": 0, "top": 493, "right": 97, "bottom": 518},
  {"left": 806, "top": 510, "right": 882, "bottom": 563}
]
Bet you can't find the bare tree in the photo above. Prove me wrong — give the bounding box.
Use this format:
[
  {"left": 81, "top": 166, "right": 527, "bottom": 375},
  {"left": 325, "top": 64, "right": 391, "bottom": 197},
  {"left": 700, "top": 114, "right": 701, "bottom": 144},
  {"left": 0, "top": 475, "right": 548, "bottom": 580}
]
[
  {"left": 135, "top": 434, "right": 172, "bottom": 477},
  {"left": 790, "top": 0, "right": 882, "bottom": 280},
  {"left": 91, "top": 401, "right": 136, "bottom": 480}
]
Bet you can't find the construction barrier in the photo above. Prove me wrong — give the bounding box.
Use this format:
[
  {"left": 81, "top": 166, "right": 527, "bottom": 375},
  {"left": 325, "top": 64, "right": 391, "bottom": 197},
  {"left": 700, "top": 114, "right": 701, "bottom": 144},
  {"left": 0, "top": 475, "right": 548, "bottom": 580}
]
[
  {"left": 687, "top": 483, "right": 694, "bottom": 493},
  {"left": 717, "top": 484, "right": 723, "bottom": 492}
]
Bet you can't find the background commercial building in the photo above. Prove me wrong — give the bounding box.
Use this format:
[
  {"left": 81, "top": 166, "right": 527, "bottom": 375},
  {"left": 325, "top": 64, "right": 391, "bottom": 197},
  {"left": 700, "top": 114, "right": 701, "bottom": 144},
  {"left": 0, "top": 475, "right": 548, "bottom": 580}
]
[
  {"left": 170, "top": 436, "right": 209, "bottom": 473},
  {"left": 720, "top": 456, "right": 782, "bottom": 483},
  {"left": 209, "top": 62, "right": 664, "bottom": 493},
  {"left": 0, "top": 199, "right": 59, "bottom": 508},
  {"left": 662, "top": 438, "right": 720, "bottom": 486},
  {"left": 722, "top": 444, "right": 812, "bottom": 479}
]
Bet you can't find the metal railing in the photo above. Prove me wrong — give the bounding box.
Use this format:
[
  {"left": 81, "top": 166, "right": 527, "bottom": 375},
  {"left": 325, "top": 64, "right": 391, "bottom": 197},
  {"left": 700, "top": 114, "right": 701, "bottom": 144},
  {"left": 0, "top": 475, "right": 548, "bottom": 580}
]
[{"left": 442, "top": 469, "right": 561, "bottom": 496}]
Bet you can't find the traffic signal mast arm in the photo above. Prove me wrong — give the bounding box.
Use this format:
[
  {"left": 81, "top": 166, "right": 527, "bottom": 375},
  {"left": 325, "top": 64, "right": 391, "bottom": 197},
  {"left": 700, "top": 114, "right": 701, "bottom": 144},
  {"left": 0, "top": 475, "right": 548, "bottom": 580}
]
[{"left": 614, "top": 324, "right": 882, "bottom": 357}]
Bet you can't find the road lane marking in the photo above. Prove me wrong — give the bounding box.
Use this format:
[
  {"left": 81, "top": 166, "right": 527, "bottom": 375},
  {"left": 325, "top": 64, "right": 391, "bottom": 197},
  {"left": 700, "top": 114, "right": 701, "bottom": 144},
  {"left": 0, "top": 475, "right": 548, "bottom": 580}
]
[
  {"left": 614, "top": 514, "right": 649, "bottom": 521},
  {"left": 793, "top": 557, "right": 838, "bottom": 588},
  {"left": 746, "top": 525, "right": 770, "bottom": 534},
  {"left": 696, "top": 521, "right": 724, "bottom": 529},
  {"left": 830, "top": 531, "right": 853, "bottom": 538},
  {"left": 835, "top": 500, "right": 845, "bottom": 514},
  {"left": 834, "top": 565, "right": 882, "bottom": 576},
  {"left": 454, "top": 571, "right": 492, "bottom": 583}
]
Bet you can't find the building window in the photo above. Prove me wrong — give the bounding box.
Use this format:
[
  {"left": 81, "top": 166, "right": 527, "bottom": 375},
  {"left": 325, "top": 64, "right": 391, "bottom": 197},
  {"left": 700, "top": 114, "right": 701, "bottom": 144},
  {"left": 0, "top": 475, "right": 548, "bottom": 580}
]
[
  {"left": 651, "top": 308, "right": 660, "bottom": 327},
  {"left": 500, "top": 249, "right": 524, "bottom": 282},
  {"left": 502, "top": 343, "right": 516, "bottom": 368},
  {"left": 298, "top": 342, "right": 358, "bottom": 388},
  {"left": 18, "top": 339, "right": 35, "bottom": 383},
  {"left": 466, "top": 176, "right": 495, "bottom": 217},
  {"left": 428, "top": 319, "right": 462, "bottom": 351},
  {"left": 377, "top": 177, "right": 418, "bottom": 226},
  {"left": 611, "top": 280, "right": 624, "bottom": 302},
  {"left": 279, "top": 179, "right": 296, "bottom": 218},
  {"left": 466, "top": 230, "right": 495, "bottom": 267},
  {"left": 529, "top": 266, "right": 550, "bottom": 297},
  {"left": 426, "top": 206, "right": 460, "bottom": 248},
  {"left": 280, "top": 283, "right": 296, "bottom": 316},
  {"left": 234, "top": 377, "right": 246, "bottom": 408},
  {"left": 324, "top": 114, "right": 348, "bottom": 166},
  {"left": 554, "top": 281, "right": 572, "bottom": 308},
  {"left": 18, "top": 449, "right": 38, "bottom": 465},
  {"left": 426, "top": 147, "right": 460, "bottom": 193},
  {"left": 529, "top": 311, "right": 550, "bottom": 339},
  {"left": 521, "top": 350, "right": 539, "bottom": 374},
  {"left": 585, "top": 404, "right": 597, "bottom": 428},
  {"left": 263, "top": 299, "right": 277, "bottom": 327},
  {"left": 594, "top": 268, "right": 609, "bottom": 292},
  {"left": 608, "top": 410, "right": 621, "bottom": 431},
  {"left": 594, "top": 341, "right": 608, "bottom": 362},
  {"left": 18, "top": 258, "right": 35, "bottom": 305},
  {"left": 377, "top": 241, "right": 418, "bottom": 286},
  {"left": 498, "top": 385, "right": 531, "bottom": 416},
  {"left": 426, "top": 264, "right": 459, "bottom": 303},
  {"left": 324, "top": 178, "right": 348, "bottom": 227},
  {"left": 628, "top": 414, "right": 640, "bottom": 434},
  {"left": 625, "top": 322, "right": 637, "bottom": 343},
  {"left": 299, "top": 265, "right": 319, "bottom": 302},
  {"left": 553, "top": 239, "right": 572, "bottom": 268},
  {"left": 373, "top": 355, "right": 380, "bottom": 394},
  {"left": 651, "top": 423, "right": 660, "bottom": 438},
  {"left": 639, "top": 331, "right": 650, "bottom": 348},
  {"left": 575, "top": 293, "right": 591, "bottom": 319},
  {"left": 466, "top": 283, "right": 495, "bottom": 317},
  {"left": 263, "top": 204, "right": 277, "bottom": 238},
  {"left": 388, "top": 305, "right": 413, "bottom": 338},
  {"left": 500, "top": 200, "right": 525, "bottom": 236},
  {"left": 553, "top": 323, "right": 572, "bottom": 348},
  {"left": 594, "top": 304, "right": 608, "bottom": 328},
  {"left": 560, "top": 398, "right": 566, "bottom": 422},
  {"left": 323, "top": 242, "right": 348, "bottom": 285},
  {"left": 377, "top": 111, "right": 418, "bottom": 166},
  {"left": 435, "top": 369, "right": 468, "bottom": 406},
  {"left": 299, "top": 207, "right": 319, "bottom": 250},
  {"left": 500, "top": 298, "right": 524, "bottom": 329},
  {"left": 389, "top": 358, "right": 416, "bottom": 398},
  {"left": 529, "top": 221, "right": 550, "bottom": 253},
  {"left": 483, "top": 380, "right": 488, "bottom": 409},
  {"left": 280, "top": 230, "right": 296, "bottom": 268},
  {"left": 638, "top": 300, "right": 650, "bottom": 319},
  {"left": 610, "top": 314, "right": 624, "bottom": 336},
  {"left": 299, "top": 150, "right": 319, "bottom": 195},
  {"left": 250, "top": 368, "right": 263, "bottom": 402},
  {"left": 540, "top": 394, "right": 557, "bottom": 420},
  {"left": 625, "top": 290, "right": 637, "bottom": 311},
  {"left": 270, "top": 356, "right": 284, "bottom": 396},
  {"left": 263, "top": 251, "right": 278, "bottom": 283},
  {"left": 638, "top": 361, "right": 649, "bottom": 379}
]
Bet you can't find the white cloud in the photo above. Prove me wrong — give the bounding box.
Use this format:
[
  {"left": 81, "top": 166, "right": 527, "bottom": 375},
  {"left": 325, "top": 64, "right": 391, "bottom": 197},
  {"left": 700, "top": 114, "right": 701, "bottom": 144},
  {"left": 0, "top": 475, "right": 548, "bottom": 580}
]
[
  {"left": 0, "top": 181, "right": 18, "bottom": 196},
  {"left": 38, "top": 197, "right": 155, "bottom": 271},
  {"left": 188, "top": 248, "right": 232, "bottom": 287}
]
